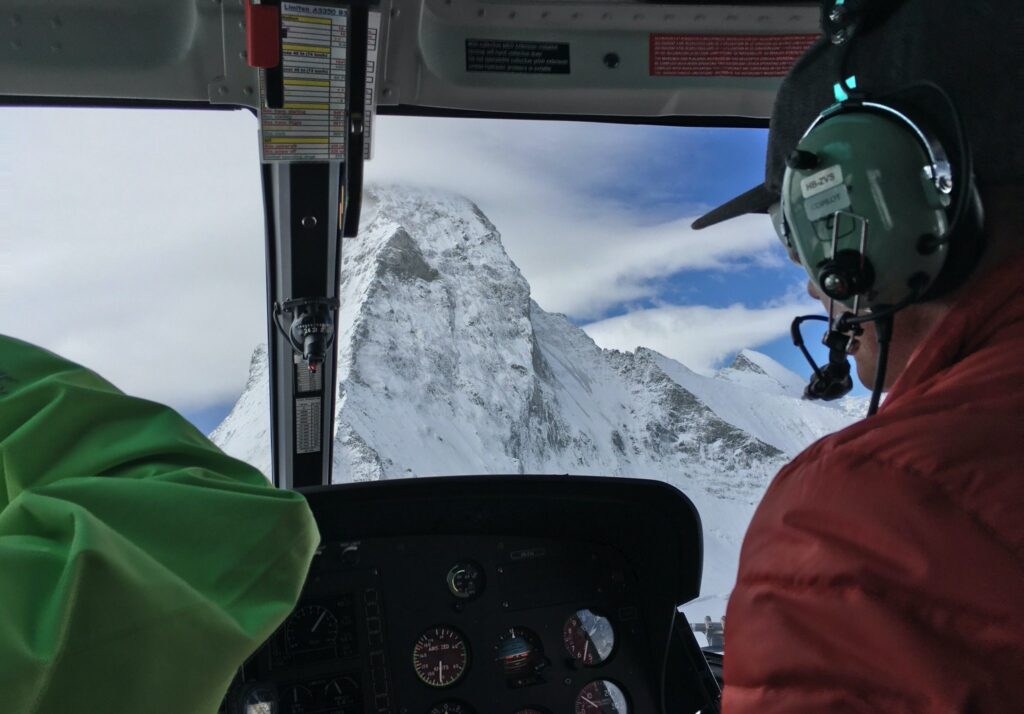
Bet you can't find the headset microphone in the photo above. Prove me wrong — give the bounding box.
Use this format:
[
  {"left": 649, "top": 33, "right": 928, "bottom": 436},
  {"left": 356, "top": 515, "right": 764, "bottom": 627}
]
[
  {"left": 789, "top": 288, "right": 921, "bottom": 416},
  {"left": 791, "top": 315, "right": 856, "bottom": 401}
]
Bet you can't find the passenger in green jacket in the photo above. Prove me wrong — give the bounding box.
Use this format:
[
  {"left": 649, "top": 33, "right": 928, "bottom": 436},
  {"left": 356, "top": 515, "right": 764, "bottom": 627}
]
[{"left": 0, "top": 334, "right": 320, "bottom": 713}]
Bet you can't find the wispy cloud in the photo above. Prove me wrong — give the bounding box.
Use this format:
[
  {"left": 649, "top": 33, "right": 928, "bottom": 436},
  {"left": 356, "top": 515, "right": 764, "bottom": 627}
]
[
  {"left": 367, "top": 116, "right": 776, "bottom": 318},
  {"left": 583, "top": 297, "right": 820, "bottom": 375}
]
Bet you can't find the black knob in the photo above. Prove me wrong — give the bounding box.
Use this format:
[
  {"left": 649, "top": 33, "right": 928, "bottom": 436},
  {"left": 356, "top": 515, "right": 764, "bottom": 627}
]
[
  {"left": 817, "top": 250, "right": 875, "bottom": 300},
  {"left": 917, "top": 233, "right": 942, "bottom": 255},
  {"left": 819, "top": 270, "right": 850, "bottom": 300},
  {"left": 787, "top": 149, "right": 819, "bottom": 171}
]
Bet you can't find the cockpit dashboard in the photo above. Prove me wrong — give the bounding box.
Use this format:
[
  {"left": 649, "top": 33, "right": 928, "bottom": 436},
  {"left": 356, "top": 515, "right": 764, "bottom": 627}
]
[{"left": 221, "top": 476, "right": 720, "bottom": 714}]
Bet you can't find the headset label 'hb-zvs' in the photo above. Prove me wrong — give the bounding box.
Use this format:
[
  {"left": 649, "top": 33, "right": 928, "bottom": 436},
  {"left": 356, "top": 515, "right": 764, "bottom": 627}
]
[{"left": 801, "top": 165, "right": 844, "bottom": 199}]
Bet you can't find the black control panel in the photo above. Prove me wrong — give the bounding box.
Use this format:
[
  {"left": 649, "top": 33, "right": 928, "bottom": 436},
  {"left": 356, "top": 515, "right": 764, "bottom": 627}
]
[{"left": 222, "top": 476, "right": 720, "bottom": 714}]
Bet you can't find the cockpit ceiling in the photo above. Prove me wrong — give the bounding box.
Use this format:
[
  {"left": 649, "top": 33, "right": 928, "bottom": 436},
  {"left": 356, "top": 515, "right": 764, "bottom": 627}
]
[
  {"left": 480, "top": 0, "right": 810, "bottom": 4},
  {"left": 0, "top": 0, "right": 820, "bottom": 123}
]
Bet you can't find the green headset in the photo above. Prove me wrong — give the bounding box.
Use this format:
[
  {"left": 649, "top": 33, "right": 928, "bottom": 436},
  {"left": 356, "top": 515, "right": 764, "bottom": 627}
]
[
  {"left": 774, "top": 88, "right": 984, "bottom": 313},
  {"left": 775, "top": 82, "right": 986, "bottom": 414}
]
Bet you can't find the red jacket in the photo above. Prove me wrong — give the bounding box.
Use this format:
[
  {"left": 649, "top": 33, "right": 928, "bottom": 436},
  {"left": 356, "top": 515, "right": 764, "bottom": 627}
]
[{"left": 724, "top": 254, "right": 1024, "bottom": 712}]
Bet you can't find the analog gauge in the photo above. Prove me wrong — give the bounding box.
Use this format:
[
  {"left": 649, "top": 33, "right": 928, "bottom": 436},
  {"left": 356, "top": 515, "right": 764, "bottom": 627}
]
[
  {"left": 574, "top": 680, "right": 629, "bottom": 714},
  {"left": 495, "top": 626, "right": 546, "bottom": 686},
  {"left": 428, "top": 700, "right": 476, "bottom": 714},
  {"left": 280, "top": 685, "right": 315, "bottom": 711},
  {"left": 241, "top": 686, "right": 276, "bottom": 714},
  {"left": 323, "top": 675, "right": 361, "bottom": 710},
  {"left": 412, "top": 626, "right": 470, "bottom": 688},
  {"left": 446, "top": 561, "right": 485, "bottom": 599},
  {"left": 563, "top": 609, "right": 615, "bottom": 666},
  {"left": 285, "top": 604, "right": 339, "bottom": 654}
]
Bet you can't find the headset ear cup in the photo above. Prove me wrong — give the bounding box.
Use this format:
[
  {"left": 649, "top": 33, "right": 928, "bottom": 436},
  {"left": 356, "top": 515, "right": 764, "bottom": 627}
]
[
  {"left": 919, "top": 178, "right": 985, "bottom": 301},
  {"left": 783, "top": 105, "right": 956, "bottom": 308}
]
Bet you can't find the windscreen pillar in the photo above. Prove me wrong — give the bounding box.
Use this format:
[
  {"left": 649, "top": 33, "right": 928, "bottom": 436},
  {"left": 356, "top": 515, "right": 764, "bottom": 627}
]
[
  {"left": 263, "top": 162, "right": 346, "bottom": 489},
  {"left": 256, "top": 1, "right": 374, "bottom": 489}
]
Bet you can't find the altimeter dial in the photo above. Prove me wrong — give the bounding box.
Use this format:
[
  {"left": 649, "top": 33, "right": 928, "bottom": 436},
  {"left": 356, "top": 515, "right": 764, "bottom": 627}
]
[
  {"left": 563, "top": 609, "right": 615, "bottom": 666},
  {"left": 412, "top": 626, "right": 469, "bottom": 688}
]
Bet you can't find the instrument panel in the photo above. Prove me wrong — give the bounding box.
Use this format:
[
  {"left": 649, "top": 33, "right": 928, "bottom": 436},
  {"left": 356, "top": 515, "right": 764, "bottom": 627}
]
[{"left": 221, "top": 475, "right": 719, "bottom": 714}]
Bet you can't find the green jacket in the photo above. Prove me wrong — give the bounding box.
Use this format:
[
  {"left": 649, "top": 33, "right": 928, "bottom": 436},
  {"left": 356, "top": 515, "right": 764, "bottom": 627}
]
[{"left": 0, "top": 335, "right": 319, "bottom": 713}]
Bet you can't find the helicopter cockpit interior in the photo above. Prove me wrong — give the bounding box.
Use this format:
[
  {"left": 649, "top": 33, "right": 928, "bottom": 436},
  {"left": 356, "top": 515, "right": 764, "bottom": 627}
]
[
  {"left": 220, "top": 475, "right": 715, "bottom": 714},
  {"left": 1, "top": 1, "right": 824, "bottom": 711}
]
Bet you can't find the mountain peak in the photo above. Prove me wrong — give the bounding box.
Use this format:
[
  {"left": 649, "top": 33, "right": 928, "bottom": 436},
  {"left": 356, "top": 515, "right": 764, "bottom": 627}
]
[
  {"left": 715, "top": 348, "right": 808, "bottom": 397},
  {"left": 728, "top": 350, "right": 770, "bottom": 376}
]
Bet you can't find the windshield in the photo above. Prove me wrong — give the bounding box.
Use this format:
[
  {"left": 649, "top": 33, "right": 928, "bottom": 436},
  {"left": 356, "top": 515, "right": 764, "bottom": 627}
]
[{"left": 2, "top": 106, "right": 862, "bottom": 622}]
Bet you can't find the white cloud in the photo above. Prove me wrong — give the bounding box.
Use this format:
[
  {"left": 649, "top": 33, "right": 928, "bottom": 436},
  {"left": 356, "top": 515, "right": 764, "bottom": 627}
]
[
  {"left": 1, "top": 107, "right": 266, "bottom": 411},
  {"left": 583, "top": 298, "right": 820, "bottom": 375}
]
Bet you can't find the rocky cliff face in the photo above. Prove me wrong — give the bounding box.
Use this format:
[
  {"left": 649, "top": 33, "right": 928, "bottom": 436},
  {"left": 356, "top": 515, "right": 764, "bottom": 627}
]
[{"left": 211, "top": 186, "right": 859, "bottom": 617}]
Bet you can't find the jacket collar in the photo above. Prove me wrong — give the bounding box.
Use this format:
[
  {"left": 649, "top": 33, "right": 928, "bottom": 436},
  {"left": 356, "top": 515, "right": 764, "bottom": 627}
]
[{"left": 883, "top": 251, "right": 1024, "bottom": 407}]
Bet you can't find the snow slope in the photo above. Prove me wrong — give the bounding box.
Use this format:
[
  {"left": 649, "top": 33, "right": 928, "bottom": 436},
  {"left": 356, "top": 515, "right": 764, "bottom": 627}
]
[{"left": 211, "top": 186, "right": 859, "bottom": 619}]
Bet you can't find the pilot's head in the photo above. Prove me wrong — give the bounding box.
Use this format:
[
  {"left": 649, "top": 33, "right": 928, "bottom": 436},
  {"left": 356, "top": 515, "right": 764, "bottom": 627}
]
[{"left": 693, "top": 0, "right": 1024, "bottom": 391}]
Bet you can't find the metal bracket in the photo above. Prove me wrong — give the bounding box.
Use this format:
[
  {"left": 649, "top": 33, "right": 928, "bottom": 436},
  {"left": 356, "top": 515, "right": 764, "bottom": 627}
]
[{"left": 208, "top": 0, "right": 262, "bottom": 108}]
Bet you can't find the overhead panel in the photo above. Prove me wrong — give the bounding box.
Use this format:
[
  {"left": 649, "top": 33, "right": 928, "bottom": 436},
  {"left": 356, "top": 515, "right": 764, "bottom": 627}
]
[
  {"left": 385, "top": 0, "right": 821, "bottom": 119},
  {"left": 0, "top": 0, "right": 259, "bottom": 107},
  {"left": 1, "top": 0, "right": 819, "bottom": 121}
]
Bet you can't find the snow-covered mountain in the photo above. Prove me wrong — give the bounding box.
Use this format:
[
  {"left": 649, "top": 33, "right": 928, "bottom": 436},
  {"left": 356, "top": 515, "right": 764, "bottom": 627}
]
[{"left": 212, "top": 186, "right": 860, "bottom": 618}]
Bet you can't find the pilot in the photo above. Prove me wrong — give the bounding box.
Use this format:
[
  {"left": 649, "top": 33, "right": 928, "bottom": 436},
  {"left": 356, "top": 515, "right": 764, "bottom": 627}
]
[
  {"left": 692, "top": 0, "right": 1024, "bottom": 710},
  {"left": 0, "top": 335, "right": 319, "bottom": 712}
]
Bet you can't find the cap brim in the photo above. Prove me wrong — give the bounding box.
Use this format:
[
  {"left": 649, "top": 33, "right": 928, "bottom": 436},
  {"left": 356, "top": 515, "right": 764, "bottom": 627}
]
[{"left": 691, "top": 184, "right": 777, "bottom": 230}]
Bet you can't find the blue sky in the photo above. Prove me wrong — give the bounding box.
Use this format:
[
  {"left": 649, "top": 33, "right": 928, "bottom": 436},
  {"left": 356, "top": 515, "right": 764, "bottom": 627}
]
[
  {"left": 584, "top": 126, "right": 770, "bottom": 220},
  {"left": 2, "top": 108, "right": 852, "bottom": 436}
]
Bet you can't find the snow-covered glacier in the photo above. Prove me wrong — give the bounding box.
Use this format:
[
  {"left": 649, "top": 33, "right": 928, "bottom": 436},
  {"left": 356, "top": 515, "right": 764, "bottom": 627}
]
[{"left": 211, "top": 186, "right": 860, "bottom": 619}]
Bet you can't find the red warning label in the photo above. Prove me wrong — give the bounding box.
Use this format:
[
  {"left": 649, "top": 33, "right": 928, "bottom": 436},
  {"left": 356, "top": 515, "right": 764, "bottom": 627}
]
[{"left": 649, "top": 34, "right": 818, "bottom": 77}]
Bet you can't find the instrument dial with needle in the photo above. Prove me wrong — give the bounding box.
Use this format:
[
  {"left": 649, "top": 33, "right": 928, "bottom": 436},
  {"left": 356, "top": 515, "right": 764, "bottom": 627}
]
[
  {"left": 323, "top": 675, "right": 361, "bottom": 711},
  {"left": 574, "top": 680, "right": 629, "bottom": 714},
  {"left": 412, "top": 626, "right": 469, "bottom": 688},
  {"left": 563, "top": 609, "right": 615, "bottom": 666},
  {"left": 241, "top": 686, "right": 276, "bottom": 714},
  {"left": 494, "top": 626, "right": 547, "bottom": 687},
  {"left": 281, "top": 684, "right": 315, "bottom": 710},
  {"left": 285, "top": 604, "right": 339, "bottom": 655},
  {"left": 446, "top": 561, "right": 485, "bottom": 599}
]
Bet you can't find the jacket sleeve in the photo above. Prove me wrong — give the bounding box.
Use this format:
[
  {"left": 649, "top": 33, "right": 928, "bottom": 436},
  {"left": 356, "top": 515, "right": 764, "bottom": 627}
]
[
  {"left": 722, "top": 448, "right": 1024, "bottom": 713},
  {"left": 0, "top": 335, "right": 320, "bottom": 713}
]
